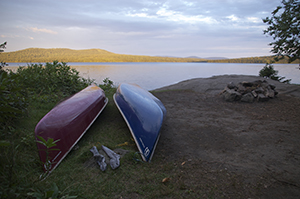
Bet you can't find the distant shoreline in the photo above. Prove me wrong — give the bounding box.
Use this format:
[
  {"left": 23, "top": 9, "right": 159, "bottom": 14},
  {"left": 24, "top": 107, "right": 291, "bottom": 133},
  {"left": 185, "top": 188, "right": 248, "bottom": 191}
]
[
  {"left": 1, "top": 48, "right": 299, "bottom": 64},
  {"left": 5, "top": 61, "right": 300, "bottom": 66}
]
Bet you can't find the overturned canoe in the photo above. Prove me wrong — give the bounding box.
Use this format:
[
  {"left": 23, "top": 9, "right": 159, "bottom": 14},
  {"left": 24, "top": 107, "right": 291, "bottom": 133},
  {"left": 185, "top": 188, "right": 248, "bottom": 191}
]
[
  {"left": 113, "top": 83, "right": 166, "bottom": 162},
  {"left": 35, "top": 84, "right": 108, "bottom": 174}
]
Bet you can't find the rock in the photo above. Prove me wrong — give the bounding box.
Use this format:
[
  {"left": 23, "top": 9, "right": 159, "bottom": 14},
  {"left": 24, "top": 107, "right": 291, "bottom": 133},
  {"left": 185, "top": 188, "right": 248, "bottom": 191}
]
[
  {"left": 224, "top": 88, "right": 242, "bottom": 102},
  {"left": 242, "top": 81, "right": 253, "bottom": 87},
  {"left": 251, "top": 90, "right": 258, "bottom": 98},
  {"left": 258, "top": 93, "right": 269, "bottom": 102},
  {"left": 253, "top": 80, "right": 264, "bottom": 85},
  {"left": 255, "top": 87, "right": 265, "bottom": 94},
  {"left": 261, "top": 82, "right": 270, "bottom": 89},
  {"left": 227, "top": 82, "right": 236, "bottom": 89},
  {"left": 269, "top": 84, "right": 276, "bottom": 90},
  {"left": 241, "top": 93, "right": 254, "bottom": 103},
  {"left": 266, "top": 88, "right": 275, "bottom": 98},
  {"left": 237, "top": 83, "right": 246, "bottom": 94}
]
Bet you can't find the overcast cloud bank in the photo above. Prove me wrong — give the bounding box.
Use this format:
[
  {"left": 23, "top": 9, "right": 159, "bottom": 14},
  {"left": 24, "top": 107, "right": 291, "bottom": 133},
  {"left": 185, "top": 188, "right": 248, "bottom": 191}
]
[{"left": 0, "top": 0, "right": 281, "bottom": 58}]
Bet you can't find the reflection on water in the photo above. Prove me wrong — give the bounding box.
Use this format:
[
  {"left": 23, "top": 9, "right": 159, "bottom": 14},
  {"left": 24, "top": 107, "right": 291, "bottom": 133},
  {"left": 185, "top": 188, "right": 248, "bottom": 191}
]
[{"left": 5, "top": 62, "right": 300, "bottom": 90}]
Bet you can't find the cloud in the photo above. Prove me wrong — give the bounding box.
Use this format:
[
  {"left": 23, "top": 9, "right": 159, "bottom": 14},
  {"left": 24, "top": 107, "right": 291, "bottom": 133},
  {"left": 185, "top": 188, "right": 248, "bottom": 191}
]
[
  {"left": 28, "top": 27, "right": 58, "bottom": 34},
  {"left": 226, "top": 15, "right": 239, "bottom": 22},
  {"left": 0, "top": 34, "right": 20, "bottom": 38},
  {"left": 247, "top": 17, "right": 260, "bottom": 23},
  {"left": 156, "top": 7, "right": 217, "bottom": 24},
  {"left": 126, "top": 8, "right": 217, "bottom": 25},
  {"left": 0, "top": 0, "right": 282, "bottom": 57}
]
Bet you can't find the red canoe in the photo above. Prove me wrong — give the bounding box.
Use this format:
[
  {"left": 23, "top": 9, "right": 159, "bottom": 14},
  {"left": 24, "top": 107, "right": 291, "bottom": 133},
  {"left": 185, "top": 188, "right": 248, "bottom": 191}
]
[{"left": 35, "top": 84, "right": 108, "bottom": 174}]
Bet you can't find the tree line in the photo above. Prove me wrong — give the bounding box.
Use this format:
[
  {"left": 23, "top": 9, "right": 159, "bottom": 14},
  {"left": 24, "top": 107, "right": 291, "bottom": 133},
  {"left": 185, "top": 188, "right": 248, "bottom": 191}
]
[
  {"left": 206, "top": 56, "right": 299, "bottom": 64},
  {"left": 1, "top": 48, "right": 299, "bottom": 64},
  {"left": 0, "top": 48, "right": 206, "bottom": 63}
]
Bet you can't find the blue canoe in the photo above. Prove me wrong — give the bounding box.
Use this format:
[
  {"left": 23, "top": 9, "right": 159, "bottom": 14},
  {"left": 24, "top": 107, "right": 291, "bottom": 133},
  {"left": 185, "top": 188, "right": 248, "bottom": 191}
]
[{"left": 113, "top": 83, "right": 166, "bottom": 162}]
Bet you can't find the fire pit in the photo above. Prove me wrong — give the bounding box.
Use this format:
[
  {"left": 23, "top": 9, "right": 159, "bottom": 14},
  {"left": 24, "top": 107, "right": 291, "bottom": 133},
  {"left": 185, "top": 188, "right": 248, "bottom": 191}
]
[{"left": 221, "top": 80, "right": 278, "bottom": 103}]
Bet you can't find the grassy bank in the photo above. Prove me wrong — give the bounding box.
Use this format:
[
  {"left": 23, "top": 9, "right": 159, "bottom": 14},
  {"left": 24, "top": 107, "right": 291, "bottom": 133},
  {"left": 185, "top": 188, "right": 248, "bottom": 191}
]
[
  {"left": 1, "top": 87, "right": 262, "bottom": 198},
  {"left": 1, "top": 62, "right": 209, "bottom": 199},
  {"left": 1, "top": 86, "right": 215, "bottom": 199},
  {"left": 3, "top": 61, "right": 271, "bottom": 199}
]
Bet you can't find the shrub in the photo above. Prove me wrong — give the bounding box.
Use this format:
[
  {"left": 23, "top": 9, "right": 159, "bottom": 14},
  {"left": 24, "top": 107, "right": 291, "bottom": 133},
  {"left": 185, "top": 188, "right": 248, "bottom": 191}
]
[
  {"left": 0, "top": 61, "right": 96, "bottom": 198},
  {"left": 17, "top": 61, "right": 94, "bottom": 102},
  {"left": 259, "top": 63, "right": 291, "bottom": 83},
  {"left": 0, "top": 68, "right": 28, "bottom": 136},
  {"left": 1, "top": 61, "right": 95, "bottom": 135}
]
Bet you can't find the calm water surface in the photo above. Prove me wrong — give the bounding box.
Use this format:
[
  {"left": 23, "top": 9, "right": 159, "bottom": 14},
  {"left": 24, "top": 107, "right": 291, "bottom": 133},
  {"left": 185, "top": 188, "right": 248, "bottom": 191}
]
[{"left": 7, "top": 62, "right": 300, "bottom": 90}]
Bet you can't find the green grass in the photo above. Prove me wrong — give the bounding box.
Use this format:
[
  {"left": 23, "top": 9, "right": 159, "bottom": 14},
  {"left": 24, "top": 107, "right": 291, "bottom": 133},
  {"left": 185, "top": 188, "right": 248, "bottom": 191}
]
[
  {"left": 0, "top": 91, "right": 166, "bottom": 198},
  {"left": 1, "top": 62, "right": 263, "bottom": 198},
  {"left": 3, "top": 95, "right": 263, "bottom": 198},
  {"left": 1, "top": 86, "right": 214, "bottom": 198}
]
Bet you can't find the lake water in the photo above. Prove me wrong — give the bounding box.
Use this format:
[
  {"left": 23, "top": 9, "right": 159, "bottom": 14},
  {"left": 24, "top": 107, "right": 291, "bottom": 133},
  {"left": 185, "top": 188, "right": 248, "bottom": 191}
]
[{"left": 6, "top": 62, "right": 300, "bottom": 90}]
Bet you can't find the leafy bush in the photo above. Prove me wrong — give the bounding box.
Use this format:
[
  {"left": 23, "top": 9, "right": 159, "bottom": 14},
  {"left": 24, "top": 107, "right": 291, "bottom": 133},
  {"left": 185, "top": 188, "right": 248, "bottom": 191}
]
[
  {"left": 0, "top": 41, "right": 27, "bottom": 134},
  {"left": 99, "top": 77, "right": 116, "bottom": 96},
  {"left": 1, "top": 61, "right": 95, "bottom": 138},
  {"left": 0, "top": 61, "right": 99, "bottom": 198},
  {"left": 259, "top": 63, "right": 291, "bottom": 83},
  {"left": 27, "top": 183, "right": 77, "bottom": 199},
  {"left": 17, "top": 61, "right": 94, "bottom": 102},
  {"left": 0, "top": 68, "right": 28, "bottom": 135}
]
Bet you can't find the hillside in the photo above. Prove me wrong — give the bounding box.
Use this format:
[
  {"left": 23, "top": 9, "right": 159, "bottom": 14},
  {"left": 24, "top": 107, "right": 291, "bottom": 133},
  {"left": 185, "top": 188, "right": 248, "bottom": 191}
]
[
  {"left": 0, "top": 48, "right": 205, "bottom": 63},
  {"left": 0, "top": 48, "right": 298, "bottom": 63}
]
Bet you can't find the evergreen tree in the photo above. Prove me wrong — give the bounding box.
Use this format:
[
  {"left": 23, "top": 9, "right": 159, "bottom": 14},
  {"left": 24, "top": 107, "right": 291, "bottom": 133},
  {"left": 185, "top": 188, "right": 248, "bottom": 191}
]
[
  {"left": 0, "top": 42, "right": 7, "bottom": 69},
  {"left": 263, "top": 0, "right": 300, "bottom": 63}
]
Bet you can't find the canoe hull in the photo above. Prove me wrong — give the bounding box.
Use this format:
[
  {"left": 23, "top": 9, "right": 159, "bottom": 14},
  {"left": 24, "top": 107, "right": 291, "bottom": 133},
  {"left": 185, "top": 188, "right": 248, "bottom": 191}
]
[
  {"left": 35, "top": 84, "right": 108, "bottom": 173},
  {"left": 113, "top": 83, "right": 166, "bottom": 162}
]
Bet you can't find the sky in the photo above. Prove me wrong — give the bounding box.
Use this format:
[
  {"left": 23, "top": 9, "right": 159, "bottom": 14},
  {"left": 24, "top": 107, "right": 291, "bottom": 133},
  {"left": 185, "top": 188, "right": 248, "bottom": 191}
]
[{"left": 0, "top": 0, "right": 282, "bottom": 58}]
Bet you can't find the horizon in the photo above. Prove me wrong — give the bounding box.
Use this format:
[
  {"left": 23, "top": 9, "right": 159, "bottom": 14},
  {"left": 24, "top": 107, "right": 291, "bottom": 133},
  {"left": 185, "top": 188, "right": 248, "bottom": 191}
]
[
  {"left": 1, "top": 0, "right": 281, "bottom": 59},
  {"left": 3, "top": 47, "right": 276, "bottom": 60}
]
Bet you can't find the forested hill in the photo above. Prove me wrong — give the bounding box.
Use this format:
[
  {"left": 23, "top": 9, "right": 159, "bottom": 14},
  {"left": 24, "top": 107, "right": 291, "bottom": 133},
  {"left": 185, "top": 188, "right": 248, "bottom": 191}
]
[
  {"left": 0, "top": 48, "right": 298, "bottom": 63},
  {"left": 206, "top": 56, "right": 299, "bottom": 64},
  {"left": 0, "top": 48, "right": 205, "bottom": 63}
]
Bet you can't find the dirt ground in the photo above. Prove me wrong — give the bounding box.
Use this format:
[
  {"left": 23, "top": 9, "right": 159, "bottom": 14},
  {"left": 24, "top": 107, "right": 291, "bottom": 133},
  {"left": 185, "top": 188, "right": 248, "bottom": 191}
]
[{"left": 153, "top": 75, "right": 300, "bottom": 198}]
